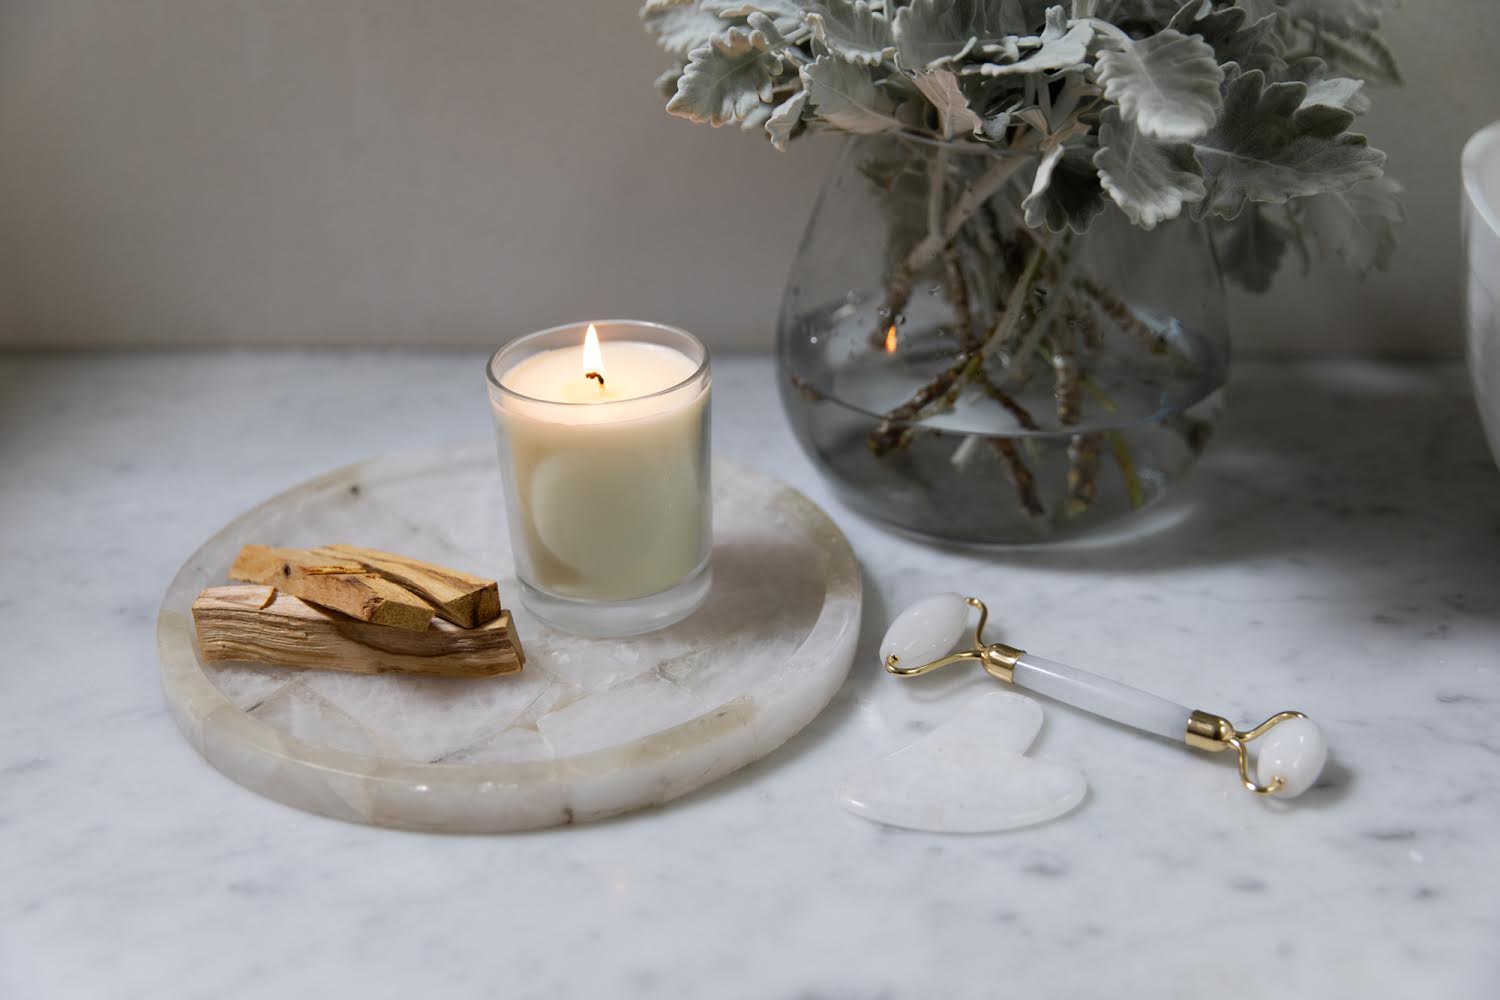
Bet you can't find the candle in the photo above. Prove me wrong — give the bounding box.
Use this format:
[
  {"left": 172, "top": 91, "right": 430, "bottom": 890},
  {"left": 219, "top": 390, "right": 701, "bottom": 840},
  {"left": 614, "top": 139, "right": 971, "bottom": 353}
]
[{"left": 487, "top": 321, "right": 712, "bottom": 637}]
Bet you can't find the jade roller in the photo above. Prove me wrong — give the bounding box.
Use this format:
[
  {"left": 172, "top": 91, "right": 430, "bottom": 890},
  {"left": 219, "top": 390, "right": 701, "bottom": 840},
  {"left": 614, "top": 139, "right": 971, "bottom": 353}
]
[{"left": 881, "top": 594, "right": 1328, "bottom": 798}]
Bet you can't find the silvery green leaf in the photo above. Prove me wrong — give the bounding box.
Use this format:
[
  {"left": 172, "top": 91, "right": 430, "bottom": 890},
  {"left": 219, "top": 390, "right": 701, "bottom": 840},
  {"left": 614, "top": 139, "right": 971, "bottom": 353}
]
[
  {"left": 1294, "top": 175, "right": 1404, "bottom": 275},
  {"left": 643, "top": 3, "right": 733, "bottom": 58},
  {"left": 766, "top": 90, "right": 809, "bottom": 150},
  {"left": 911, "top": 69, "right": 983, "bottom": 138},
  {"left": 1024, "top": 143, "right": 1065, "bottom": 213},
  {"left": 1113, "top": 0, "right": 1199, "bottom": 22},
  {"left": 655, "top": 63, "right": 687, "bottom": 98},
  {"left": 740, "top": 100, "right": 775, "bottom": 131},
  {"left": 1301, "top": 77, "right": 1370, "bottom": 116},
  {"left": 704, "top": 0, "right": 806, "bottom": 33},
  {"left": 1307, "top": 29, "right": 1402, "bottom": 86},
  {"left": 1166, "top": 0, "right": 1210, "bottom": 23},
  {"left": 1094, "top": 108, "right": 1205, "bottom": 229},
  {"left": 892, "top": 0, "right": 1038, "bottom": 71},
  {"left": 805, "top": 1, "right": 894, "bottom": 66},
  {"left": 1213, "top": 205, "right": 1291, "bottom": 293},
  {"left": 667, "top": 31, "right": 781, "bottom": 127},
  {"left": 1023, "top": 143, "right": 1106, "bottom": 234},
  {"left": 970, "top": 9, "right": 1091, "bottom": 77},
  {"left": 1192, "top": 69, "right": 1386, "bottom": 220},
  {"left": 641, "top": 0, "right": 697, "bottom": 12},
  {"left": 1038, "top": 4, "right": 1071, "bottom": 40},
  {"left": 977, "top": 37, "right": 1022, "bottom": 62},
  {"left": 1095, "top": 29, "right": 1224, "bottom": 141},
  {"left": 1291, "top": 101, "right": 1357, "bottom": 143},
  {"left": 892, "top": 0, "right": 980, "bottom": 70},
  {"left": 705, "top": 0, "right": 802, "bottom": 18},
  {"left": 744, "top": 11, "right": 789, "bottom": 48},
  {"left": 1285, "top": 0, "right": 1389, "bottom": 36},
  {"left": 1011, "top": 3, "right": 1064, "bottom": 47},
  {"left": 1167, "top": 4, "right": 1284, "bottom": 75},
  {"left": 800, "top": 54, "right": 904, "bottom": 134}
]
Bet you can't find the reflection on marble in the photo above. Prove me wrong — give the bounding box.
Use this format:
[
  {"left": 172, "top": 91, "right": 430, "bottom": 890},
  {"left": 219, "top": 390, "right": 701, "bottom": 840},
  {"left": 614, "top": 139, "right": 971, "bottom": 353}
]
[
  {"left": 3, "top": 355, "right": 1500, "bottom": 1000},
  {"left": 158, "top": 453, "right": 859, "bottom": 832}
]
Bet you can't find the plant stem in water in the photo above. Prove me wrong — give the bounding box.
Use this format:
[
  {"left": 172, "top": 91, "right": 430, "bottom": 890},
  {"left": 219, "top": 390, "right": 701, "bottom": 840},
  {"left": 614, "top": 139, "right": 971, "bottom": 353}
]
[
  {"left": 943, "top": 247, "right": 977, "bottom": 351},
  {"left": 1066, "top": 433, "right": 1102, "bottom": 516},
  {"left": 1074, "top": 276, "right": 1182, "bottom": 361},
  {"left": 981, "top": 244, "right": 1046, "bottom": 361},
  {"left": 1053, "top": 349, "right": 1081, "bottom": 426},
  {"left": 866, "top": 353, "right": 978, "bottom": 457},
  {"left": 1107, "top": 430, "right": 1146, "bottom": 509},
  {"left": 993, "top": 438, "right": 1046, "bottom": 519},
  {"left": 974, "top": 370, "right": 1040, "bottom": 430},
  {"left": 870, "top": 154, "right": 1030, "bottom": 347}
]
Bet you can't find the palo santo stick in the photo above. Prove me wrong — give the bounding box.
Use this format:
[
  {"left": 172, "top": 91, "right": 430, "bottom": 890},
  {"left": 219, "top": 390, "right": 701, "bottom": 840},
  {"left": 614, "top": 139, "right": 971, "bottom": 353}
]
[
  {"left": 313, "top": 543, "right": 501, "bottom": 628},
  {"left": 229, "top": 544, "right": 434, "bottom": 632},
  {"left": 193, "top": 585, "right": 524, "bottom": 677}
]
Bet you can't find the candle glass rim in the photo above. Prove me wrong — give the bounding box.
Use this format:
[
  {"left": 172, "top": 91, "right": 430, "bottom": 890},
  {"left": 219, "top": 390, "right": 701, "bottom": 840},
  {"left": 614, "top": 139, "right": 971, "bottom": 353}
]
[{"left": 486, "top": 319, "right": 710, "bottom": 408}]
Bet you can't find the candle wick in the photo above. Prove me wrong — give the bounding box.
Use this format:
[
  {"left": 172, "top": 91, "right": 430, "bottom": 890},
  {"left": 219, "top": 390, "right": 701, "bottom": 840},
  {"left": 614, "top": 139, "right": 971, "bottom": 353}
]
[{"left": 585, "top": 371, "right": 605, "bottom": 389}]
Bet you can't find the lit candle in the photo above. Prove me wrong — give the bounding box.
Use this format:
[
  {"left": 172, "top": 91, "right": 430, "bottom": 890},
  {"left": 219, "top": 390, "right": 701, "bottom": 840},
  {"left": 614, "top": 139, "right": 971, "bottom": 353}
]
[{"left": 487, "top": 321, "right": 712, "bottom": 637}]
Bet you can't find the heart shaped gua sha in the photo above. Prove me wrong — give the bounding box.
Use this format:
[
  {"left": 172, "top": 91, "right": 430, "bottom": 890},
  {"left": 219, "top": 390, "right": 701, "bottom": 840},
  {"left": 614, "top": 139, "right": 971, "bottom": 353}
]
[{"left": 836, "top": 691, "right": 1087, "bottom": 834}]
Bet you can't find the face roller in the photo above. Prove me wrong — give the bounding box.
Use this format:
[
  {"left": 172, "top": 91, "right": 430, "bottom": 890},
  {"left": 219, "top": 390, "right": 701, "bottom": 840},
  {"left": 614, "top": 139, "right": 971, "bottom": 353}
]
[{"left": 881, "top": 594, "right": 1328, "bottom": 797}]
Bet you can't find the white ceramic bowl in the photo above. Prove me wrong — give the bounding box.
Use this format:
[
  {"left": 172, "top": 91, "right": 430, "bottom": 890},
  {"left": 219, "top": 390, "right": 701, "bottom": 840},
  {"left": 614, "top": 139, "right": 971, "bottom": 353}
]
[{"left": 1463, "top": 120, "right": 1500, "bottom": 468}]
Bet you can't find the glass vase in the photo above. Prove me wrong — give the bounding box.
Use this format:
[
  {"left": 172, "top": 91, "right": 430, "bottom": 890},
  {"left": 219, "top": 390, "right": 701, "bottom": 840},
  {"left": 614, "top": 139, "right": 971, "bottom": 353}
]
[{"left": 777, "top": 133, "right": 1229, "bottom": 544}]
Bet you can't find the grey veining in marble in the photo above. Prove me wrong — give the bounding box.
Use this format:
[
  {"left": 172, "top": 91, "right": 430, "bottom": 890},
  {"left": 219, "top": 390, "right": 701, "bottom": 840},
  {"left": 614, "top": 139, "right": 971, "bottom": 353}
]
[{"left": 2, "top": 353, "right": 1499, "bottom": 999}]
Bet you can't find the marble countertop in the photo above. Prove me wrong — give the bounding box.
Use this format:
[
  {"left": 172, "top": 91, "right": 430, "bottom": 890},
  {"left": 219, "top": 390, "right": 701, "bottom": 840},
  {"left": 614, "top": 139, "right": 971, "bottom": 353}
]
[{"left": 3, "top": 352, "right": 1498, "bottom": 1000}]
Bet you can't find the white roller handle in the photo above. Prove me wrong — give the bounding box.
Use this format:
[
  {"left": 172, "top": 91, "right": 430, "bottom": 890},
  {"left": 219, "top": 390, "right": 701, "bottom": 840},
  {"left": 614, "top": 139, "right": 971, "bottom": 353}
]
[{"left": 1012, "top": 654, "right": 1191, "bottom": 741}]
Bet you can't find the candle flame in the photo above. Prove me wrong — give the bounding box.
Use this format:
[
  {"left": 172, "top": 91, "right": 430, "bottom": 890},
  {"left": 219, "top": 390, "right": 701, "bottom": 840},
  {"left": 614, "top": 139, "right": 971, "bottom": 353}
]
[
  {"left": 884, "top": 324, "right": 898, "bottom": 354},
  {"left": 582, "top": 323, "right": 606, "bottom": 387}
]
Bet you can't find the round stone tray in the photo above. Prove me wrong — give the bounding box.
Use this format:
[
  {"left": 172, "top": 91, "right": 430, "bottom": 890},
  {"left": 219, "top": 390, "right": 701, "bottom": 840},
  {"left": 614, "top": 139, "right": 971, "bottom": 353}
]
[{"left": 156, "top": 445, "right": 861, "bottom": 832}]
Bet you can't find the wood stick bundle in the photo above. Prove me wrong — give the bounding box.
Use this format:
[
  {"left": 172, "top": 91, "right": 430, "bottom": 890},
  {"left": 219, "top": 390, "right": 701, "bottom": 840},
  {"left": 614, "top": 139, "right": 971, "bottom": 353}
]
[
  {"left": 194, "top": 543, "right": 523, "bottom": 678},
  {"left": 313, "top": 544, "right": 501, "bottom": 628},
  {"left": 230, "top": 545, "right": 437, "bottom": 632},
  {"left": 194, "top": 586, "right": 523, "bottom": 677}
]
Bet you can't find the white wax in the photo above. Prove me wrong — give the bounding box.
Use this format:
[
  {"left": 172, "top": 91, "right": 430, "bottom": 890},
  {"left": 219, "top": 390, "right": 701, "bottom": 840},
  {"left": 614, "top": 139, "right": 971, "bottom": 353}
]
[
  {"left": 493, "top": 340, "right": 709, "bottom": 601},
  {"left": 503, "top": 341, "right": 698, "bottom": 410},
  {"left": 1012, "top": 654, "right": 1190, "bottom": 741}
]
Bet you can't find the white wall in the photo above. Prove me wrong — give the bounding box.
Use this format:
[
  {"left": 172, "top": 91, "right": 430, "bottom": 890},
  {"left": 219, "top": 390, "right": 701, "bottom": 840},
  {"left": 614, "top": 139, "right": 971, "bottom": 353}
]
[{"left": 0, "top": 0, "right": 1496, "bottom": 355}]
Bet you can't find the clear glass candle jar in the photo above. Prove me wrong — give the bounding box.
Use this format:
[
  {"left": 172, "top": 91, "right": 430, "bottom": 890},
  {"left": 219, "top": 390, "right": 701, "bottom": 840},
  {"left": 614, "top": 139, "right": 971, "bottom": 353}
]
[{"left": 486, "top": 320, "right": 712, "bottom": 637}]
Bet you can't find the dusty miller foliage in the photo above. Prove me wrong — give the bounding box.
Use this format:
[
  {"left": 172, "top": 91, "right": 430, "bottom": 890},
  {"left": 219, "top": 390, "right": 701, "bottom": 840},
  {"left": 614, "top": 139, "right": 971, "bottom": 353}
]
[{"left": 643, "top": 0, "right": 1403, "bottom": 291}]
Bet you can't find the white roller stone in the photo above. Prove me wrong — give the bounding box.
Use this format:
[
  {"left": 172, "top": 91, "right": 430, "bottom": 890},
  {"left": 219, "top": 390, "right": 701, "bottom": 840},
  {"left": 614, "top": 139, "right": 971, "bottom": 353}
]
[
  {"left": 879, "top": 593, "right": 970, "bottom": 672},
  {"left": 1256, "top": 716, "right": 1328, "bottom": 798}
]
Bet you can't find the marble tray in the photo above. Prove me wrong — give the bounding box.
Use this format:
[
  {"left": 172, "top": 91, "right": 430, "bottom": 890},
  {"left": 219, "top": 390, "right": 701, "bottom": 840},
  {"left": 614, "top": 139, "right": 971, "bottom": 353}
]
[{"left": 155, "top": 445, "right": 861, "bottom": 832}]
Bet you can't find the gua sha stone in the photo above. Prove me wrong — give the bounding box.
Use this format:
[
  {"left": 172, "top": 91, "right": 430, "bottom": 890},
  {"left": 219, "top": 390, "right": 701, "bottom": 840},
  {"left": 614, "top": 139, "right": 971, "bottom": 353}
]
[{"left": 836, "top": 692, "right": 1087, "bottom": 834}]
